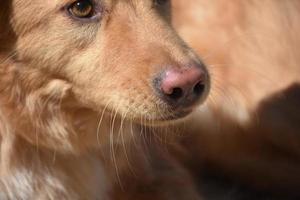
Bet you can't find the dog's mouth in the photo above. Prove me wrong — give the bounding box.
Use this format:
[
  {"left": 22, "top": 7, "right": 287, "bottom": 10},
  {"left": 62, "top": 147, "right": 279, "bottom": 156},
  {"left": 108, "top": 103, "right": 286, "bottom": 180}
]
[
  {"left": 97, "top": 103, "right": 196, "bottom": 127},
  {"left": 132, "top": 106, "right": 197, "bottom": 127},
  {"left": 163, "top": 105, "right": 196, "bottom": 119}
]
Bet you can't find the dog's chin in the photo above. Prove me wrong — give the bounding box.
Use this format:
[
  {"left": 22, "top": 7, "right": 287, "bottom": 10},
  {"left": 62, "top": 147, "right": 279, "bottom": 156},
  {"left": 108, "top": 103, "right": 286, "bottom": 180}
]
[
  {"left": 135, "top": 109, "right": 194, "bottom": 127},
  {"left": 94, "top": 102, "right": 196, "bottom": 127}
]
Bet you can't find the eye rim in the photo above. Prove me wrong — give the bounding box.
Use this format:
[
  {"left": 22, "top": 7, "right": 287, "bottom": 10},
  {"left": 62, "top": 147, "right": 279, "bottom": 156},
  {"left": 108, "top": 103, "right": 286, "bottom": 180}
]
[
  {"left": 154, "top": 0, "right": 169, "bottom": 6},
  {"left": 65, "top": 0, "right": 102, "bottom": 22}
]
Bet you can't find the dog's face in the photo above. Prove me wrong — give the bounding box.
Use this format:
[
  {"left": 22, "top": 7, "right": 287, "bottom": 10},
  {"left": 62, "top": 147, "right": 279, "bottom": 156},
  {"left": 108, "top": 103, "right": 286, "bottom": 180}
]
[{"left": 4, "top": 0, "right": 209, "bottom": 126}]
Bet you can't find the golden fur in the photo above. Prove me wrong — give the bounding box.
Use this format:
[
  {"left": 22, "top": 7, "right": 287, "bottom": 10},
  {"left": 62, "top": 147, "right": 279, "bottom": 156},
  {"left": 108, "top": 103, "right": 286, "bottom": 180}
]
[
  {"left": 0, "top": 0, "right": 207, "bottom": 199},
  {"left": 173, "top": 0, "right": 300, "bottom": 196},
  {"left": 2, "top": 0, "right": 300, "bottom": 199}
]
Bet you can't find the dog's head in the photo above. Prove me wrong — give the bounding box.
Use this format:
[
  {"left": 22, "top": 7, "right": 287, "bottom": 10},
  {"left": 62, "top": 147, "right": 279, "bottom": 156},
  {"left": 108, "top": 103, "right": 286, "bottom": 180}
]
[
  {"left": 0, "top": 0, "right": 210, "bottom": 152},
  {"left": 2, "top": 0, "right": 209, "bottom": 124}
]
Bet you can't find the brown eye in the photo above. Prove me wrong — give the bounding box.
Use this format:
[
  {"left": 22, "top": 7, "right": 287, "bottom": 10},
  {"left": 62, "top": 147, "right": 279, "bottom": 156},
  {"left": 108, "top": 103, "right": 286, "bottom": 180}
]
[{"left": 69, "top": 0, "right": 94, "bottom": 18}]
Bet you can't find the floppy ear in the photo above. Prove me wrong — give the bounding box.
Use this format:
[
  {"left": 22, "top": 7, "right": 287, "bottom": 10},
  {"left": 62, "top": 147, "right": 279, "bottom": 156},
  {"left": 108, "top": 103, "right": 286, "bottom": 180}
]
[{"left": 0, "top": 1, "right": 15, "bottom": 54}]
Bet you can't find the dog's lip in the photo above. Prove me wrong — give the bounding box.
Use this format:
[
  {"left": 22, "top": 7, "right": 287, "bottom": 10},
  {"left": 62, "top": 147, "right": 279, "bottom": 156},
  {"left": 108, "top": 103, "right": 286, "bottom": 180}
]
[
  {"left": 165, "top": 109, "right": 193, "bottom": 120},
  {"left": 139, "top": 108, "right": 195, "bottom": 127},
  {"left": 97, "top": 104, "right": 195, "bottom": 126}
]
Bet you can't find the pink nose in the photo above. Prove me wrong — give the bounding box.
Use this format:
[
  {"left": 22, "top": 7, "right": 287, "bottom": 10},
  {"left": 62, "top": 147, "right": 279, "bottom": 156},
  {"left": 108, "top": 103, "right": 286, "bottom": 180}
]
[{"left": 154, "top": 64, "right": 207, "bottom": 107}]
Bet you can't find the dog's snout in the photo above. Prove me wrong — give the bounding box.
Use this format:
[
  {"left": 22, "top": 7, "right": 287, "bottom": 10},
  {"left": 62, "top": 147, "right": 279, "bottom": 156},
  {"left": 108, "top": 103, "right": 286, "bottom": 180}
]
[{"left": 154, "top": 63, "right": 208, "bottom": 108}]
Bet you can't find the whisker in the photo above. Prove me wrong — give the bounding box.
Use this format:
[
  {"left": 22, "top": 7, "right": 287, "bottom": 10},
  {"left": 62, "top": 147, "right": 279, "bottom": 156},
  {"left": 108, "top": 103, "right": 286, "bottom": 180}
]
[
  {"left": 110, "top": 102, "right": 124, "bottom": 190},
  {"left": 96, "top": 101, "right": 112, "bottom": 147},
  {"left": 119, "top": 106, "right": 137, "bottom": 176}
]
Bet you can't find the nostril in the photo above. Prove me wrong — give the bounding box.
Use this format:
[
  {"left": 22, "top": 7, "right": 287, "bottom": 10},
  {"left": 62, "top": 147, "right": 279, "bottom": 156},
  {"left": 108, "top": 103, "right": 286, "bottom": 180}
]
[
  {"left": 193, "top": 82, "right": 205, "bottom": 96},
  {"left": 154, "top": 65, "right": 208, "bottom": 108},
  {"left": 168, "top": 87, "right": 183, "bottom": 100}
]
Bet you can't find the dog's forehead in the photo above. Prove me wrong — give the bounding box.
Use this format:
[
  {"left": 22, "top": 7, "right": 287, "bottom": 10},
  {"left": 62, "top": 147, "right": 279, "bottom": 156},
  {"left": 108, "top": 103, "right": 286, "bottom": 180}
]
[
  {"left": 12, "top": 0, "right": 151, "bottom": 19},
  {"left": 50, "top": 0, "right": 152, "bottom": 7}
]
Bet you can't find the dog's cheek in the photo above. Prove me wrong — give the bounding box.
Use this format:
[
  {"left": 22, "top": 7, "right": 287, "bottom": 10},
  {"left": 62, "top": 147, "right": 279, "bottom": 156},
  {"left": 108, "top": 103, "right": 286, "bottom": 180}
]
[{"left": 14, "top": 10, "right": 101, "bottom": 73}]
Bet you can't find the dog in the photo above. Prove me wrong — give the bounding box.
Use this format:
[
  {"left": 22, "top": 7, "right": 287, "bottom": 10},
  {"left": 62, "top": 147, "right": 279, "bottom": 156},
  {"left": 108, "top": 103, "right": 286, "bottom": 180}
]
[
  {"left": 0, "top": 0, "right": 210, "bottom": 199},
  {"left": 172, "top": 0, "right": 300, "bottom": 197}
]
